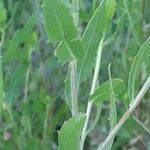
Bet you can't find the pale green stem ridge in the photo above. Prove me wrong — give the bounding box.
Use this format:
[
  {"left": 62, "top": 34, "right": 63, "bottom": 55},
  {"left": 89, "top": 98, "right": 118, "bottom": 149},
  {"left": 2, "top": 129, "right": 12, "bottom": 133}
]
[
  {"left": 107, "top": 63, "right": 117, "bottom": 150},
  {"left": 80, "top": 37, "right": 104, "bottom": 150},
  {"left": 70, "top": 60, "right": 78, "bottom": 116},
  {"left": 69, "top": 0, "right": 80, "bottom": 116}
]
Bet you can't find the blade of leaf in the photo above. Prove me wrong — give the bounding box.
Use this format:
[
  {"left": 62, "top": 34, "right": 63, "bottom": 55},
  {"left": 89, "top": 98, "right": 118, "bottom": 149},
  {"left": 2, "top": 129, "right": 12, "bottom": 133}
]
[
  {"left": 55, "top": 42, "right": 71, "bottom": 64},
  {"left": 78, "top": 0, "right": 116, "bottom": 83},
  {"left": 56, "top": 39, "right": 84, "bottom": 65},
  {"left": 91, "top": 79, "right": 125, "bottom": 104},
  {"left": 128, "top": 36, "right": 150, "bottom": 100},
  {"left": 42, "top": 0, "right": 77, "bottom": 42},
  {"left": 58, "top": 113, "right": 86, "bottom": 150}
]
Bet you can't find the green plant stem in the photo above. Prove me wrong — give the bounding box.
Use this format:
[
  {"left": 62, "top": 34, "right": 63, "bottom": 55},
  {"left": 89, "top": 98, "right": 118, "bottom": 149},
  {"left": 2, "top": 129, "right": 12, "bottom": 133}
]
[
  {"left": 98, "top": 76, "right": 150, "bottom": 150},
  {"left": 80, "top": 37, "right": 104, "bottom": 150},
  {"left": 70, "top": 0, "right": 80, "bottom": 116},
  {"left": 70, "top": 60, "right": 78, "bottom": 116},
  {"left": 85, "top": 104, "right": 101, "bottom": 137},
  {"left": 107, "top": 63, "right": 117, "bottom": 150}
]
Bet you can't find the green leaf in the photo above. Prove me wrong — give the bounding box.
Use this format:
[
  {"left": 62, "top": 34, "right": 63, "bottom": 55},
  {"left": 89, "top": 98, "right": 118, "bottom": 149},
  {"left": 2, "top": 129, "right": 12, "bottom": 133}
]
[
  {"left": 42, "top": 0, "right": 77, "bottom": 42},
  {"left": 56, "top": 39, "right": 84, "bottom": 65},
  {"left": 3, "top": 14, "right": 36, "bottom": 64},
  {"left": 0, "top": 1, "right": 6, "bottom": 28},
  {"left": 6, "top": 63, "right": 28, "bottom": 105},
  {"left": 91, "top": 79, "right": 125, "bottom": 104},
  {"left": 128, "top": 37, "right": 150, "bottom": 100},
  {"left": 78, "top": 0, "right": 116, "bottom": 82},
  {"left": 56, "top": 42, "right": 71, "bottom": 64},
  {"left": 58, "top": 114, "right": 86, "bottom": 150}
]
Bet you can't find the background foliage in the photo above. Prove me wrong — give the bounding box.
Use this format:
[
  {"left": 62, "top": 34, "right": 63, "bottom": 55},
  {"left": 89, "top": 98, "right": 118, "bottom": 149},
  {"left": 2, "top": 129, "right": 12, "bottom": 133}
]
[{"left": 0, "top": 0, "right": 150, "bottom": 149}]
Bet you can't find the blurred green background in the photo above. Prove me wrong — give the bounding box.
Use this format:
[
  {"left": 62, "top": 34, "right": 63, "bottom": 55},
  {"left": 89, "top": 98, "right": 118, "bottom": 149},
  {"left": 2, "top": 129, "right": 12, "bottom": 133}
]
[{"left": 0, "top": 0, "right": 150, "bottom": 149}]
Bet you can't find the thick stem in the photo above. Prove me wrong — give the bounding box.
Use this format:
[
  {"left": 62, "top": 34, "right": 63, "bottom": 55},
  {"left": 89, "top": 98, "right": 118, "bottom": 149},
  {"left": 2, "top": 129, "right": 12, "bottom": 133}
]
[
  {"left": 70, "top": 60, "right": 78, "bottom": 116},
  {"left": 69, "top": 0, "right": 80, "bottom": 116},
  {"left": 80, "top": 37, "right": 104, "bottom": 149},
  {"left": 98, "top": 76, "right": 150, "bottom": 150}
]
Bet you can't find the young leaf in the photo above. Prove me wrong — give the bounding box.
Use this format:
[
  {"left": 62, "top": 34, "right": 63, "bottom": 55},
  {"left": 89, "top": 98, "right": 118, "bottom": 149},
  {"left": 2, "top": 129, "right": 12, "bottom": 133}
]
[
  {"left": 3, "top": 14, "right": 36, "bottom": 64},
  {"left": 42, "top": 0, "right": 77, "bottom": 42},
  {"left": 128, "top": 37, "right": 150, "bottom": 100},
  {"left": 58, "top": 113, "right": 86, "bottom": 150},
  {"left": 91, "top": 79, "right": 125, "bottom": 104},
  {"left": 6, "top": 63, "right": 28, "bottom": 106},
  {"left": 78, "top": 0, "right": 116, "bottom": 83}
]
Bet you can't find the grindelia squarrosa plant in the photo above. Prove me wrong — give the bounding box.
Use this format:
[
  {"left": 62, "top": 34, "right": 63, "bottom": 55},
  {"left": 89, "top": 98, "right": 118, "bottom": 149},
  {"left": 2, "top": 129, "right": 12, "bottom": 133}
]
[
  {"left": 0, "top": 0, "right": 150, "bottom": 149},
  {"left": 42, "top": 0, "right": 150, "bottom": 149}
]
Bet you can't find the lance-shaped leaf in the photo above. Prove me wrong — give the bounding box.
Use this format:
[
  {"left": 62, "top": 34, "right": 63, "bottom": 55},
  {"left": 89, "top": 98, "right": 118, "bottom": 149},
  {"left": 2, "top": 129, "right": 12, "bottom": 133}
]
[
  {"left": 128, "top": 37, "right": 150, "bottom": 100},
  {"left": 91, "top": 79, "right": 125, "bottom": 104},
  {"left": 78, "top": 0, "right": 116, "bottom": 82},
  {"left": 58, "top": 114, "right": 85, "bottom": 150},
  {"left": 56, "top": 42, "right": 71, "bottom": 64},
  {"left": 3, "top": 14, "right": 36, "bottom": 64},
  {"left": 42, "top": 0, "right": 77, "bottom": 42},
  {"left": 56, "top": 39, "right": 84, "bottom": 65}
]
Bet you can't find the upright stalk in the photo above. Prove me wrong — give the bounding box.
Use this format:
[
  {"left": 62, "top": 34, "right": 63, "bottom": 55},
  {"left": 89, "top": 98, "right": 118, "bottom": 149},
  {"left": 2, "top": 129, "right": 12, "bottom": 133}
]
[
  {"left": 70, "top": 0, "right": 80, "bottom": 116},
  {"left": 80, "top": 37, "right": 104, "bottom": 149},
  {"left": 70, "top": 60, "right": 78, "bottom": 116}
]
